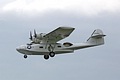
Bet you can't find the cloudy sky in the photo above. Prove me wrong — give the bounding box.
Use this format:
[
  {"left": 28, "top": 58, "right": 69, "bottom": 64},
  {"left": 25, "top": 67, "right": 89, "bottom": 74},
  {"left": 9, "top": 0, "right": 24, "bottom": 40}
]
[{"left": 0, "top": 0, "right": 120, "bottom": 80}]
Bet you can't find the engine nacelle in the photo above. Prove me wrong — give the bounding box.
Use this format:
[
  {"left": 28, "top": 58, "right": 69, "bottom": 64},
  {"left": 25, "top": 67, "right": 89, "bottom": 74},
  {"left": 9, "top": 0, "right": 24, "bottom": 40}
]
[
  {"left": 32, "top": 38, "right": 41, "bottom": 44},
  {"left": 63, "top": 42, "right": 73, "bottom": 47},
  {"left": 35, "top": 33, "right": 46, "bottom": 40}
]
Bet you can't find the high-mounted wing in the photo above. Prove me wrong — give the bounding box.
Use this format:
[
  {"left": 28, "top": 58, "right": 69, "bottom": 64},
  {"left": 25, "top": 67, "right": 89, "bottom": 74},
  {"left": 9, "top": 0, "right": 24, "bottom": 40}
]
[{"left": 42, "top": 27, "right": 75, "bottom": 43}]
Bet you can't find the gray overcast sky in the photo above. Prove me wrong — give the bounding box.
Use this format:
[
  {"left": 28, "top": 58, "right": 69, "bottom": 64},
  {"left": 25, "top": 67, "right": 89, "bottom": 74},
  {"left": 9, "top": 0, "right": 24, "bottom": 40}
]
[{"left": 0, "top": 0, "right": 120, "bottom": 80}]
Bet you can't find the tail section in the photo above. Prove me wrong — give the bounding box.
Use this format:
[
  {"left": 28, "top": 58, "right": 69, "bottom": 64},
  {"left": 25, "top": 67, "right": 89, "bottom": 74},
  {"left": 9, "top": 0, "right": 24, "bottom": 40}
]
[{"left": 87, "top": 29, "right": 106, "bottom": 46}]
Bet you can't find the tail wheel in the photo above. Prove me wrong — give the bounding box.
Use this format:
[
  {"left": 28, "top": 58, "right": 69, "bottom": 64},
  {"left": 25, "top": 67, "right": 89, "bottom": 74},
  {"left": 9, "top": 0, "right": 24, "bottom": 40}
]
[
  {"left": 44, "top": 55, "right": 49, "bottom": 60},
  {"left": 49, "top": 52, "right": 55, "bottom": 57},
  {"left": 24, "top": 55, "right": 27, "bottom": 59}
]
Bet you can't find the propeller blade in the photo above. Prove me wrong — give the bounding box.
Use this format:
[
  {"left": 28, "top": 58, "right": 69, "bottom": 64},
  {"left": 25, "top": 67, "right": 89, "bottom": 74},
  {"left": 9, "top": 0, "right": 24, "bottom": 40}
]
[
  {"left": 34, "top": 29, "right": 37, "bottom": 38},
  {"left": 29, "top": 31, "right": 32, "bottom": 40}
]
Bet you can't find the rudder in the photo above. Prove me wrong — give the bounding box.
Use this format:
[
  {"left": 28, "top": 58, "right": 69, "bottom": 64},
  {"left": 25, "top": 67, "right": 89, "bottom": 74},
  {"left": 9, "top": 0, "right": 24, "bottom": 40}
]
[{"left": 87, "top": 29, "right": 106, "bottom": 46}]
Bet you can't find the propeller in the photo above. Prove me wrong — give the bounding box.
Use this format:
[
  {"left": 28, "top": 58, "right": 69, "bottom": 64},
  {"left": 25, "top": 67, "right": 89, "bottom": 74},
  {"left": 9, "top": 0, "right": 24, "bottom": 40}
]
[
  {"left": 29, "top": 31, "right": 33, "bottom": 40},
  {"left": 34, "top": 29, "right": 37, "bottom": 38}
]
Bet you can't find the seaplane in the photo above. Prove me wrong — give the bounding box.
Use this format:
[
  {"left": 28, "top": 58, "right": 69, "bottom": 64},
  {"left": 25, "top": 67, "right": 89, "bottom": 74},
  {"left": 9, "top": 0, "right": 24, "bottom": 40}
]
[{"left": 16, "top": 27, "right": 106, "bottom": 60}]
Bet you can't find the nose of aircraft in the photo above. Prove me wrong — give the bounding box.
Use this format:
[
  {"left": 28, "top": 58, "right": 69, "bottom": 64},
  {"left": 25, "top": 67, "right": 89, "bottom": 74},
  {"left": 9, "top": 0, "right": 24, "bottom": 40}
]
[
  {"left": 16, "top": 45, "right": 26, "bottom": 52},
  {"left": 16, "top": 47, "right": 20, "bottom": 51}
]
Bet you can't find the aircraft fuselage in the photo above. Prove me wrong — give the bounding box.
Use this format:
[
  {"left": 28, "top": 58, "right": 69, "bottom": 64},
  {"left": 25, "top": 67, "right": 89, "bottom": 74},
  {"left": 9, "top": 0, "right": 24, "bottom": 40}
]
[{"left": 16, "top": 43, "right": 74, "bottom": 55}]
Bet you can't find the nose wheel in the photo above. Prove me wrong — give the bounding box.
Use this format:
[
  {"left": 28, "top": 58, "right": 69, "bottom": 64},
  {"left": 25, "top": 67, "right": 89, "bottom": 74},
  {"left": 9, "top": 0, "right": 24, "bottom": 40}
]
[{"left": 24, "top": 55, "right": 27, "bottom": 59}]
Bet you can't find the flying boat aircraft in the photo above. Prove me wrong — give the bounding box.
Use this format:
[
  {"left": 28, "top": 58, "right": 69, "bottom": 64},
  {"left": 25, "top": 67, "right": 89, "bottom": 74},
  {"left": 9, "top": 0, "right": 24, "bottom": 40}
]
[{"left": 16, "top": 27, "right": 106, "bottom": 60}]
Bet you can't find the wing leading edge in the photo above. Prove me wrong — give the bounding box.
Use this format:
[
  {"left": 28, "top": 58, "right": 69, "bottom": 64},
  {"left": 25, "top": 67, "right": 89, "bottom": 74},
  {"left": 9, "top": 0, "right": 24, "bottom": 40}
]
[{"left": 42, "top": 27, "right": 75, "bottom": 43}]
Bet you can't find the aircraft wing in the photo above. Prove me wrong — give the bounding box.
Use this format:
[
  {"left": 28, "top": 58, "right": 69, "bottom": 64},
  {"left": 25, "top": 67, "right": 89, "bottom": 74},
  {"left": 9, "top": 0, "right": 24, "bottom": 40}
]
[{"left": 43, "top": 27, "right": 75, "bottom": 43}]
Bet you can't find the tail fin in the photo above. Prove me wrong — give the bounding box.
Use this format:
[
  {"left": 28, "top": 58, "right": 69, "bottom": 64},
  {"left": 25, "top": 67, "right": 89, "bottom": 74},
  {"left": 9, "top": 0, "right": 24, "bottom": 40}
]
[{"left": 87, "top": 29, "right": 106, "bottom": 46}]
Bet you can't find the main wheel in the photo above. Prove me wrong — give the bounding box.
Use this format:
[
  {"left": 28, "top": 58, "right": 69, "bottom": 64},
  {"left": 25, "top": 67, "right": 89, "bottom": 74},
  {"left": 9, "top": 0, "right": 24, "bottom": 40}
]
[
  {"left": 24, "top": 55, "right": 27, "bottom": 59},
  {"left": 44, "top": 55, "right": 49, "bottom": 60},
  {"left": 49, "top": 52, "right": 55, "bottom": 57}
]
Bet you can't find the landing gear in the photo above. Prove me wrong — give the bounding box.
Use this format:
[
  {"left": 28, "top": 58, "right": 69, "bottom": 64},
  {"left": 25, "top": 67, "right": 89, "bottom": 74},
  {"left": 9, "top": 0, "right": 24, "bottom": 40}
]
[
  {"left": 24, "top": 55, "right": 27, "bottom": 59},
  {"left": 43, "top": 52, "right": 55, "bottom": 60},
  {"left": 49, "top": 52, "right": 55, "bottom": 57},
  {"left": 44, "top": 55, "right": 49, "bottom": 60}
]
